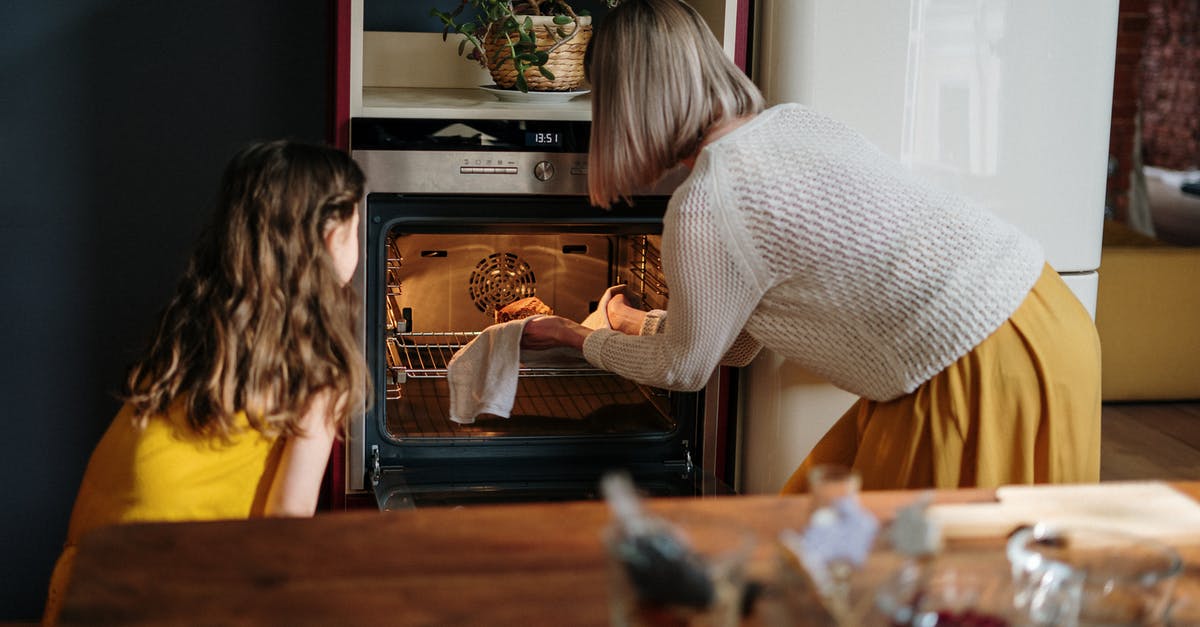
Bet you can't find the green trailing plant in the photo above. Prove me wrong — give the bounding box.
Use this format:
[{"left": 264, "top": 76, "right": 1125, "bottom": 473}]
[{"left": 431, "top": 0, "right": 620, "bottom": 92}]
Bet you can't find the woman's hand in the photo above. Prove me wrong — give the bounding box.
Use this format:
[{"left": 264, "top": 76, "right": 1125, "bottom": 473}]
[
  {"left": 606, "top": 292, "right": 649, "bottom": 336},
  {"left": 521, "top": 315, "right": 591, "bottom": 351}
]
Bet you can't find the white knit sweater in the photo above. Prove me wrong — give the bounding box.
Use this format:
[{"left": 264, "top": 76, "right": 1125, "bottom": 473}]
[{"left": 582, "top": 103, "right": 1045, "bottom": 401}]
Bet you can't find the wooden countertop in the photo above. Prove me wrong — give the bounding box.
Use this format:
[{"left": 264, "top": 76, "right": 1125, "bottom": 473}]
[{"left": 58, "top": 482, "right": 1200, "bottom": 626}]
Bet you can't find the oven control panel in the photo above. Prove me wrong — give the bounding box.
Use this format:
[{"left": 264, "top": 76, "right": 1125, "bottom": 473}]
[
  {"left": 357, "top": 149, "right": 591, "bottom": 195},
  {"left": 460, "top": 160, "right": 586, "bottom": 180},
  {"left": 350, "top": 117, "right": 683, "bottom": 196}
]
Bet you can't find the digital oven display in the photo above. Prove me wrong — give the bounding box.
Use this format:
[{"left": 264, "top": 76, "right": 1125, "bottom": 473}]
[
  {"left": 351, "top": 119, "right": 588, "bottom": 153},
  {"left": 525, "top": 131, "right": 562, "bottom": 148}
]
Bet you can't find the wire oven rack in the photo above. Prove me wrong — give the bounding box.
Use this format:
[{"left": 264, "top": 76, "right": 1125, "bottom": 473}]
[
  {"left": 387, "top": 331, "right": 610, "bottom": 377},
  {"left": 622, "top": 235, "right": 668, "bottom": 312},
  {"left": 383, "top": 331, "right": 672, "bottom": 437},
  {"left": 385, "top": 331, "right": 611, "bottom": 398}
]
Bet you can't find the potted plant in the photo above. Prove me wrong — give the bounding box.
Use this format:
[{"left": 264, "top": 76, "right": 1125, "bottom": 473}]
[{"left": 430, "top": 0, "right": 620, "bottom": 93}]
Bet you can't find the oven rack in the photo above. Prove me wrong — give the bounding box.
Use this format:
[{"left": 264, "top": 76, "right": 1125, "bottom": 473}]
[
  {"left": 386, "top": 331, "right": 608, "bottom": 380},
  {"left": 623, "top": 236, "right": 669, "bottom": 311}
]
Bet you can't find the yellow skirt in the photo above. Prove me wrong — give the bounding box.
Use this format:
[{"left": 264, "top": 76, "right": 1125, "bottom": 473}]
[{"left": 782, "top": 264, "right": 1101, "bottom": 493}]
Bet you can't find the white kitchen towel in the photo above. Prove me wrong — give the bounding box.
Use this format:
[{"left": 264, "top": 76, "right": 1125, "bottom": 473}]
[
  {"left": 447, "top": 316, "right": 536, "bottom": 424},
  {"left": 446, "top": 286, "right": 623, "bottom": 424}
]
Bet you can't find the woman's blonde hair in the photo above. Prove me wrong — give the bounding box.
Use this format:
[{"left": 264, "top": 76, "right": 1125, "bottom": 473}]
[
  {"left": 586, "top": 0, "right": 763, "bottom": 207},
  {"left": 123, "top": 140, "right": 368, "bottom": 439}
]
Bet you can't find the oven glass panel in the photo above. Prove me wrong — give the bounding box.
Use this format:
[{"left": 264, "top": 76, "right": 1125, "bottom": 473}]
[{"left": 382, "top": 230, "right": 672, "bottom": 440}]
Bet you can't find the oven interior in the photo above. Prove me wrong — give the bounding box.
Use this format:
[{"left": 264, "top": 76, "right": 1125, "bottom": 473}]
[{"left": 363, "top": 195, "right": 714, "bottom": 508}]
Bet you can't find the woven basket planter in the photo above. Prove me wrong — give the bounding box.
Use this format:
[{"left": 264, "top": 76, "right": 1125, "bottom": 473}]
[{"left": 482, "top": 15, "right": 591, "bottom": 91}]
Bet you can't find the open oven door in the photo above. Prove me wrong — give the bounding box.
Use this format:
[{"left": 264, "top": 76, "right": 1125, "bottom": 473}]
[{"left": 369, "top": 450, "right": 721, "bottom": 511}]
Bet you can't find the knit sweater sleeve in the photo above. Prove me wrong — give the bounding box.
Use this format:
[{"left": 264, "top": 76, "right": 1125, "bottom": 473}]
[
  {"left": 638, "top": 310, "right": 762, "bottom": 368},
  {"left": 582, "top": 160, "right": 766, "bottom": 390}
]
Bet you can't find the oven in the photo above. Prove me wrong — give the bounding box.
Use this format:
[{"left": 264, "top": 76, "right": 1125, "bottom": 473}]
[{"left": 345, "top": 117, "right": 736, "bottom": 510}]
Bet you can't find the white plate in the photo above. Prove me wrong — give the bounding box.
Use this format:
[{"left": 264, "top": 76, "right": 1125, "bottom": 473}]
[{"left": 479, "top": 85, "right": 590, "bottom": 104}]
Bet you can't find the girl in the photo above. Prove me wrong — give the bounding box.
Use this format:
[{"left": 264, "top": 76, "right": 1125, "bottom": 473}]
[
  {"left": 522, "top": 0, "right": 1101, "bottom": 492},
  {"left": 44, "top": 140, "right": 368, "bottom": 622}
]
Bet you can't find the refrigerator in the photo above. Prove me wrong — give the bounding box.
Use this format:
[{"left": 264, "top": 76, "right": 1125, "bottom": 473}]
[{"left": 738, "top": 0, "right": 1119, "bottom": 494}]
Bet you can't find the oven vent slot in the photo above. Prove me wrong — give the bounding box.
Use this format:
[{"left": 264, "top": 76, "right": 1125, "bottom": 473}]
[{"left": 387, "top": 331, "right": 608, "bottom": 379}]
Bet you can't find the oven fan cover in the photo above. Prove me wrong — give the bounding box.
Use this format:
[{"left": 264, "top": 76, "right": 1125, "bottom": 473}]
[{"left": 468, "top": 252, "right": 538, "bottom": 313}]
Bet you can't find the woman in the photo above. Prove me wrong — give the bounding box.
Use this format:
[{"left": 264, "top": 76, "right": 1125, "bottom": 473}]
[
  {"left": 522, "top": 0, "right": 1101, "bottom": 492},
  {"left": 45, "top": 140, "right": 368, "bottom": 622}
]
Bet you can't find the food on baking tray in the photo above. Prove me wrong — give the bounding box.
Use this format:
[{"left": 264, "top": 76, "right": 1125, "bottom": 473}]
[{"left": 494, "top": 296, "right": 554, "bottom": 323}]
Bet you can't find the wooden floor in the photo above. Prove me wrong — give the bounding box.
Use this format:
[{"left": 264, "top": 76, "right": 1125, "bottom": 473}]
[{"left": 1101, "top": 401, "right": 1200, "bottom": 481}]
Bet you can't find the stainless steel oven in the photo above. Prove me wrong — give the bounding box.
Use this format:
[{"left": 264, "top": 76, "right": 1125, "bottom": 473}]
[{"left": 344, "top": 117, "right": 735, "bottom": 509}]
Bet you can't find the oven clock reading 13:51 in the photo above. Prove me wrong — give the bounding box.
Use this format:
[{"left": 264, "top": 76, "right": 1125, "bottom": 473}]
[{"left": 526, "top": 131, "right": 561, "bottom": 148}]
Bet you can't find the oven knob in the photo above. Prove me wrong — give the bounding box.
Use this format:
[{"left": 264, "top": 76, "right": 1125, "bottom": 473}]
[{"left": 533, "top": 160, "right": 556, "bottom": 182}]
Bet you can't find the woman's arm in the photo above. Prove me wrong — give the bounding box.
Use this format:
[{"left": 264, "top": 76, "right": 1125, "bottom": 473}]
[
  {"left": 609, "top": 295, "right": 762, "bottom": 366},
  {"left": 522, "top": 289, "right": 653, "bottom": 350},
  {"left": 721, "top": 331, "right": 762, "bottom": 367},
  {"left": 525, "top": 165, "right": 769, "bottom": 389},
  {"left": 615, "top": 309, "right": 763, "bottom": 368},
  {"left": 581, "top": 198, "right": 768, "bottom": 388},
  {"left": 262, "top": 393, "right": 338, "bottom": 517}
]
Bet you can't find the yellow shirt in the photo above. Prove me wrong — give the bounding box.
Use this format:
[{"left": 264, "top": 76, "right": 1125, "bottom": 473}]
[{"left": 45, "top": 401, "right": 282, "bottom": 622}]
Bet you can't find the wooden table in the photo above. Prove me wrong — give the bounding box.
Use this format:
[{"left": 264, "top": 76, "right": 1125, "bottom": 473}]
[{"left": 58, "top": 483, "right": 1200, "bottom": 626}]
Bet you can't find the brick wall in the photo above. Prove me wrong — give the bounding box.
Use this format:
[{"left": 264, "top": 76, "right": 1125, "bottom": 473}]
[
  {"left": 1107, "top": 0, "right": 1148, "bottom": 223},
  {"left": 1106, "top": 0, "right": 1200, "bottom": 223},
  {"left": 1141, "top": 0, "right": 1200, "bottom": 171}
]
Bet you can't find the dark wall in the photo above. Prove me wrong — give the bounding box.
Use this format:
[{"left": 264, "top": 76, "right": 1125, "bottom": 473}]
[{"left": 0, "top": 1, "right": 330, "bottom": 619}]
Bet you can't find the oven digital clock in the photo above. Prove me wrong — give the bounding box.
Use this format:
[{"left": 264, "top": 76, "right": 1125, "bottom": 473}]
[{"left": 525, "top": 131, "right": 562, "bottom": 148}]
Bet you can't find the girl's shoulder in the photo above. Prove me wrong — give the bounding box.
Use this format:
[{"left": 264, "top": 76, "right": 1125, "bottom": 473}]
[{"left": 116, "top": 398, "right": 267, "bottom": 448}]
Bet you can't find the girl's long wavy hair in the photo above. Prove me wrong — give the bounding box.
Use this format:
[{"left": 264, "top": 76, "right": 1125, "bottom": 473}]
[{"left": 122, "top": 140, "right": 368, "bottom": 439}]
